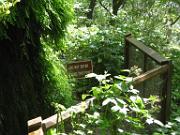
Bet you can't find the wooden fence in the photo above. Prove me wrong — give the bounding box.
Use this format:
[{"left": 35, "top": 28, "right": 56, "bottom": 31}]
[{"left": 28, "top": 34, "right": 172, "bottom": 135}]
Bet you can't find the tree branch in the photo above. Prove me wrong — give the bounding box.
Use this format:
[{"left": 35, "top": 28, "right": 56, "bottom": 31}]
[
  {"left": 112, "top": 0, "right": 125, "bottom": 15},
  {"left": 171, "top": 15, "right": 180, "bottom": 26},
  {"left": 98, "top": 0, "right": 113, "bottom": 16}
]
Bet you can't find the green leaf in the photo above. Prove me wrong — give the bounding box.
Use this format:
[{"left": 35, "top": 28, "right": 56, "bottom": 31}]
[
  {"left": 146, "top": 118, "right": 154, "bottom": 125},
  {"left": 111, "top": 106, "right": 120, "bottom": 112},
  {"left": 82, "top": 94, "right": 91, "bottom": 100},
  {"left": 120, "top": 69, "right": 130, "bottom": 73},
  {"left": 102, "top": 98, "right": 117, "bottom": 106},
  {"left": 116, "top": 98, "right": 126, "bottom": 105},
  {"left": 92, "top": 87, "right": 102, "bottom": 98},
  {"left": 154, "top": 119, "right": 164, "bottom": 127},
  {"left": 114, "top": 75, "right": 127, "bottom": 81},
  {"left": 85, "top": 73, "right": 97, "bottom": 78},
  {"left": 175, "top": 117, "right": 180, "bottom": 122}
]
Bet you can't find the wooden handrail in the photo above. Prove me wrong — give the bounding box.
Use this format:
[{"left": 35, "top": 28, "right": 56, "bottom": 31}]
[
  {"left": 133, "top": 64, "right": 169, "bottom": 85},
  {"left": 28, "top": 117, "right": 44, "bottom": 135},
  {"left": 125, "top": 34, "right": 169, "bottom": 65},
  {"left": 28, "top": 97, "right": 95, "bottom": 135},
  {"left": 28, "top": 117, "right": 43, "bottom": 133}
]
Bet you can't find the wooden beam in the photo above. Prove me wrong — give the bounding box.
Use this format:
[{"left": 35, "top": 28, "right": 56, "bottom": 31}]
[
  {"left": 42, "top": 98, "right": 95, "bottom": 130},
  {"left": 124, "top": 34, "right": 131, "bottom": 68},
  {"left": 133, "top": 64, "right": 169, "bottom": 85},
  {"left": 28, "top": 128, "right": 44, "bottom": 135},
  {"left": 125, "top": 36, "right": 169, "bottom": 65}
]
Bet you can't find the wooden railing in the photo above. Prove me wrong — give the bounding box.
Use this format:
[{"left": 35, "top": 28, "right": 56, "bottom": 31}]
[
  {"left": 125, "top": 34, "right": 172, "bottom": 123},
  {"left": 28, "top": 34, "right": 172, "bottom": 135},
  {"left": 28, "top": 98, "right": 94, "bottom": 135}
]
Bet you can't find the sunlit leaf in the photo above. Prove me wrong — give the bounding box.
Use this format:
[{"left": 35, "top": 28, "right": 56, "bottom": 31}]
[
  {"left": 146, "top": 118, "right": 154, "bottom": 124},
  {"left": 154, "top": 119, "right": 164, "bottom": 127},
  {"left": 85, "top": 73, "right": 97, "bottom": 78},
  {"left": 175, "top": 117, "right": 180, "bottom": 122},
  {"left": 102, "top": 98, "right": 117, "bottom": 106},
  {"left": 111, "top": 106, "right": 120, "bottom": 112}
]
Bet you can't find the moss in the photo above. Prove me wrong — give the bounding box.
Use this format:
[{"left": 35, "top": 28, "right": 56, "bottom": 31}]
[{"left": 0, "top": 0, "right": 73, "bottom": 134}]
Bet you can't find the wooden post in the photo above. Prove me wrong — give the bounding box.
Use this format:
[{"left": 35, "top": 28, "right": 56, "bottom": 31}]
[
  {"left": 165, "top": 61, "right": 172, "bottom": 121},
  {"left": 143, "top": 54, "right": 147, "bottom": 72},
  {"left": 124, "top": 34, "right": 132, "bottom": 69},
  {"left": 28, "top": 117, "right": 44, "bottom": 135},
  {"left": 161, "top": 61, "right": 172, "bottom": 123}
]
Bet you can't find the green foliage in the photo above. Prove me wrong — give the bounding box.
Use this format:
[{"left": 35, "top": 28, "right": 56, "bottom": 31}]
[
  {"left": 0, "top": 0, "right": 20, "bottom": 20},
  {"left": 0, "top": 0, "right": 73, "bottom": 43},
  {"left": 153, "top": 117, "right": 180, "bottom": 135},
  {"left": 65, "top": 0, "right": 180, "bottom": 75},
  {"left": 0, "top": 0, "right": 74, "bottom": 108},
  {"left": 51, "top": 102, "right": 66, "bottom": 133},
  {"left": 62, "top": 0, "right": 180, "bottom": 134},
  {"left": 41, "top": 42, "right": 73, "bottom": 106},
  {"left": 67, "top": 0, "right": 180, "bottom": 121},
  {"left": 47, "top": 73, "right": 163, "bottom": 135},
  {"left": 65, "top": 24, "right": 124, "bottom": 75}
]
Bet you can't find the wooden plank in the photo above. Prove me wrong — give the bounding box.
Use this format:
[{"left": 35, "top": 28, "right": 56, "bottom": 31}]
[
  {"left": 125, "top": 36, "right": 169, "bottom": 65},
  {"left": 28, "top": 117, "right": 43, "bottom": 133},
  {"left": 133, "top": 64, "right": 169, "bottom": 85},
  {"left": 42, "top": 97, "right": 95, "bottom": 130}
]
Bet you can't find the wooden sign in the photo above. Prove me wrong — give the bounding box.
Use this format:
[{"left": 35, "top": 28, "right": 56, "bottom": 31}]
[{"left": 67, "top": 60, "right": 93, "bottom": 78}]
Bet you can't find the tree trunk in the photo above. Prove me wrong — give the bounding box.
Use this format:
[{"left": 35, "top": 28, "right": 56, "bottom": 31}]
[
  {"left": 112, "top": 0, "right": 125, "bottom": 15},
  {"left": 87, "top": 0, "right": 97, "bottom": 19},
  {"left": 0, "top": 11, "right": 48, "bottom": 135}
]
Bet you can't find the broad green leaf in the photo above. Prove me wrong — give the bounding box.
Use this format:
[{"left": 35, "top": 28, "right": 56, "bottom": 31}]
[
  {"left": 154, "top": 119, "right": 164, "bottom": 127},
  {"left": 85, "top": 73, "right": 97, "bottom": 78},
  {"left": 111, "top": 106, "right": 120, "bottom": 112},
  {"left": 116, "top": 98, "right": 126, "bottom": 105},
  {"left": 102, "top": 98, "right": 117, "bottom": 106},
  {"left": 146, "top": 118, "right": 154, "bottom": 124},
  {"left": 119, "top": 107, "right": 129, "bottom": 114},
  {"left": 82, "top": 94, "right": 91, "bottom": 100},
  {"left": 175, "top": 117, "right": 180, "bottom": 122}
]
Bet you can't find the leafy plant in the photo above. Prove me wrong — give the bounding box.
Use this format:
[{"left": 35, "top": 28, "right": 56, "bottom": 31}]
[
  {"left": 65, "top": 24, "right": 124, "bottom": 75},
  {"left": 41, "top": 42, "right": 73, "bottom": 107},
  {"left": 153, "top": 117, "right": 180, "bottom": 135},
  {"left": 49, "top": 72, "right": 163, "bottom": 135}
]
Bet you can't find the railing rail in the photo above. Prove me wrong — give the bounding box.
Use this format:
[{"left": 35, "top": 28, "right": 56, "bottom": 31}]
[
  {"left": 28, "top": 34, "right": 172, "bottom": 135},
  {"left": 133, "top": 64, "right": 169, "bottom": 85},
  {"left": 28, "top": 98, "right": 95, "bottom": 135},
  {"left": 125, "top": 34, "right": 169, "bottom": 65}
]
